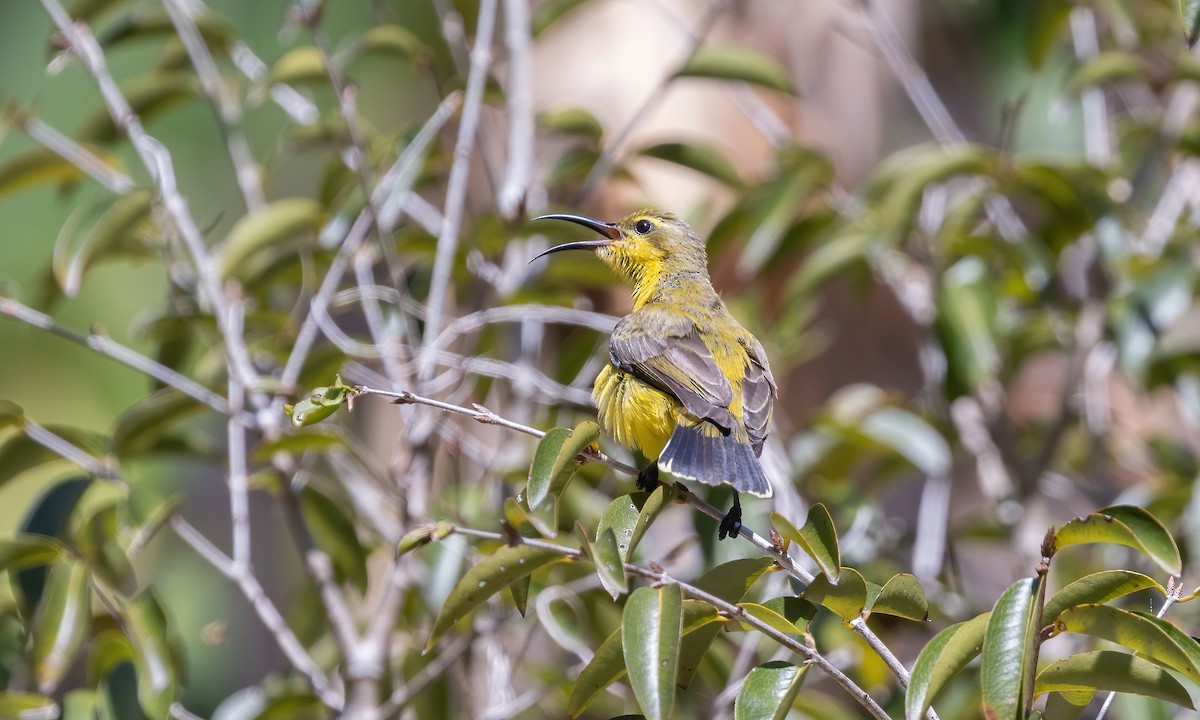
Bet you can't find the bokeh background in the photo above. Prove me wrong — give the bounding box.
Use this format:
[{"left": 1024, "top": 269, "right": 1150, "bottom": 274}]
[{"left": 2, "top": 0, "right": 1198, "bottom": 717}]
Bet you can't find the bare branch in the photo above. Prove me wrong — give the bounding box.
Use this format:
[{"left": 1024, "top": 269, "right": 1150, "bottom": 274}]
[
  {"left": 15, "top": 112, "right": 134, "bottom": 194},
  {"left": 498, "top": 0, "right": 534, "bottom": 218},
  {"left": 424, "top": 0, "right": 499, "bottom": 346},
  {"left": 226, "top": 297, "right": 251, "bottom": 570},
  {"left": 24, "top": 419, "right": 112, "bottom": 478},
  {"left": 1069, "top": 7, "right": 1112, "bottom": 168}
]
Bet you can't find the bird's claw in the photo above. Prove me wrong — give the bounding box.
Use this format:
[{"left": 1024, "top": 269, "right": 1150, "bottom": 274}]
[
  {"left": 636, "top": 463, "right": 660, "bottom": 493},
  {"left": 718, "top": 505, "right": 742, "bottom": 541}
]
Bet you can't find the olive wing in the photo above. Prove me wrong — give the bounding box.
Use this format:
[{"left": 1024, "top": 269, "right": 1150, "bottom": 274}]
[
  {"left": 739, "top": 336, "right": 777, "bottom": 454},
  {"left": 609, "top": 314, "right": 736, "bottom": 433}
]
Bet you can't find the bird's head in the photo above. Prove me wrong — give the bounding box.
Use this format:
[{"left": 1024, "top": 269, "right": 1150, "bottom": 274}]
[{"left": 531, "top": 209, "right": 709, "bottom": 286}]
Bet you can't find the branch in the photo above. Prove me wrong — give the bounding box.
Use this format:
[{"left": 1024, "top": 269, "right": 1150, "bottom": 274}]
[
  {"left": 170, "top": 516, "right": 343, "bottom": 709},
  {"left": 498, "top": 0, "right": 534, "bottom": 218},
  {"left": 39, "top": 0, "right": 259, "bottom": 390},
  {"left": 423, "top": 0, "right": 499, "bottom": 347},
  {"left": 0, "top": 294, "right": 231, "bottom": 415},
  {"left": 163, "top": 0, "right": 266, "bottom": 211},
  {"left": 447, "top": 525, "right": 891, "bottom": 720},
  {"left": 13, "top": 111, "right": 134, "bottom": 194}
]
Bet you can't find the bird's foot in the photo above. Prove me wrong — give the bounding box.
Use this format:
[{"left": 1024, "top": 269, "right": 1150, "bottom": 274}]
[
  {"left": 718, "top": 503, "right": 742, "bottom": 541},
  {"left": 636, "top": 463, "right": 660, "bottom": 493}
]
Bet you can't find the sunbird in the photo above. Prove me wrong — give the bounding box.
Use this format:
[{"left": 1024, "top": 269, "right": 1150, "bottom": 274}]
[{"left": 532, "top": 209, "right": 776, "bottom": 540}]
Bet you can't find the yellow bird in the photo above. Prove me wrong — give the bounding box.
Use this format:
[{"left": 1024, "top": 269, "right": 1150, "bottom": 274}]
[{"left": 533, "top": 209, "right": 777, "bottom": 540}]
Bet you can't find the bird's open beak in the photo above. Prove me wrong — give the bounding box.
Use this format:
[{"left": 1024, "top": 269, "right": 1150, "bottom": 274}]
[{"left": 529, "top": 213, "right": 621, "bottom": 262}]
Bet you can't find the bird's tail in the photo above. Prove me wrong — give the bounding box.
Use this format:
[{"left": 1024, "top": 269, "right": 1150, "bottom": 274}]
[{"left": 658, "top": 422, "right": 772, "bottom": 498}]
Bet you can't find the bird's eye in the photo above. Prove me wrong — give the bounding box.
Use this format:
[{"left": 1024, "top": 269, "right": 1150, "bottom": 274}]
[{"left": 634, "top": 219, "right": 653, "bottom": 234}]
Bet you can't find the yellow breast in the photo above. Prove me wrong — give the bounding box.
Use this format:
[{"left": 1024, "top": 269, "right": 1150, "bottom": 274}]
[{"left": 592, "top": 364, "right": 679, "bottom": 460}]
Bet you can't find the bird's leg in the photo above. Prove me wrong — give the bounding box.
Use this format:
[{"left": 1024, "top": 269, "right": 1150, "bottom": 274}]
[
  {"left": 636, "top": 462, "right": 660, "bottom": 492},
  {"left": 718, "top": 491, "right": 742, "bottom": 541}
]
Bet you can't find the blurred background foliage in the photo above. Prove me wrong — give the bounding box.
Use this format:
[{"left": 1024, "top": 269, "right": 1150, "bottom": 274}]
[{"left": 5, "top": 0, "right": 1200, "bottom": 717}]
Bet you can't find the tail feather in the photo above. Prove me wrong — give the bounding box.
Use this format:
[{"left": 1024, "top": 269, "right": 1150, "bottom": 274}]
[{"left": 658, "top": 423, "right": 772, "bottom": 498}]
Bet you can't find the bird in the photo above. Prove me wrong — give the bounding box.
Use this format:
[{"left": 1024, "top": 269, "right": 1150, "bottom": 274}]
[{"left": 532, "top": 209, "right": 777, "bottom": 540}]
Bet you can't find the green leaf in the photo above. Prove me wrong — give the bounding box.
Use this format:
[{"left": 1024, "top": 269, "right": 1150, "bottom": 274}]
[
  {"left": 1041, "top": 570, "right": 1162, "bottom": 626},
  {"left": 113, "top": 389, "right": 206, "bottom": 458},
  {"left": 77, "top": 73, "right": 194, "bottom": 143},
  {"left": 350, "top": 24, "right": 428, "bottom": 64},
  {"left": 268, "top": 47, "right": 327, "bottom": 86},
  {"left": 858, "top": 408, "right": 950, "bottom": 477},
  {"left": 528, "top": 422, "right": 598, "bottom": 510},
  {"left": 300, "top": 487, "right": 369, "bottom": 592},
  {"left": 677, "top": 558, "right": 773, "bottom": 689},
  {"left": 772, "top": 504, "right": 839, "bottom": 581},
  {"left": 867, "top": 573, "right": 928, "bottom": 621},
  {"left": 981, "top": 577, "right": 1042, "bottom": 720},
  {"left": 594, "top": 529, "right": 627, "bottom": 600},
  {"left": 789, "top": 231, "right": 874, "bottom": 297},
  {"left": 74, "top": 502, "right": 135, "bottom": 594},
  {"left": 0, "top": 536, "right": 64, "bottom": 574},
  {"left": 1035, "top": 651, "right": 1193, "bottom": 709},
  {"left": 676, "top": 46, "right": 795, "bottom": 94},
  {"left": 220, "top": 198, "right": 324, "bottom": 280},
  {"left": 123, "top": 593, "right": 179, "bottom": 719},
  {"left": 596, "top": 492, "right": 650, "bottom": 561},
  {"left": 734, "top": 661, "right": 810, "bottom": 720},
  {"left": 638, "top": 142, "right": 741, "bottom": 186},
  {"left": 939, "top": 256, "right": 1001, "bottom": 394},
  {"left": 537, "top": 106, "right": 604, "bottom": 141},
  {"left": 1053, "top": 505, "right": 1181, "bottom": 575},
  {"left": 802, "top": 567, "right": 866, "bottom": 621},
  {"left": 0, "top": 148, "right": 88, "bottom": 197},
  {"left": 0, "top": 692, "right": 57, "bottom": 718},
  {"left": 254, "top": 430, "right": 345, "bottom": 458},
  {"left": 1043, "top": 690, "right": 1093, "bottom": 720},
  {"left": 1068, "top": 52, "right": 1145, "bottom": 93},
  {"left": 396, "top": 520, "right": 454, "bottom": 557},
  {"left": 628, "top": 484, "right": 674, "bottom": 561},
  {"left": 756, "top": 596, "right": 817, "bottom": 632},
  {"left": 52, "top": 191, "right": 156, "bottom": 298},
  {"left": 426, "top": 544, "right": 568, "bottom": 650},
  {"left": 1052, "top": 604, "right": 1200, "bottom": 684},
  {"left": 30, "top": 559, "right": 90, "bottom": 693},
  {"left": 737, "top": 602, "right": 804, "bottom": 636},
  {"left": 905, "top": 612, "right": 990, "bottom": 720},
  {"left": 623, "top": 584, "right": 683, "bottom": 720},
  {"left": 287, "top": 378, "right": 356, "bottom": 428},
  {"left": 1187, "top": 0, "right": 1200, "bottom": 47},
  {"left": 0, "top": 400, "right": 24, "bottom": 430},
  {"left": 532, "top": 0, "right": 590, "bottom": 35}
]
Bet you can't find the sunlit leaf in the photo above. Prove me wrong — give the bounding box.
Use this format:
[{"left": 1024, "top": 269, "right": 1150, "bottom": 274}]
[
  {"left": 426, "top": 543, "right": 568, "bottom": 650},
  {"left": 623, "top": 584, "right": 682, "bottom": 720},
  {"left": 220, "top": 198, "right": 324, "bottom": 280},
  {"left": 905, "top": 612, "right": 989, "bottom": 720},
  {"left": 596, "top": 492, "right": 649, "bottom": 561},
  {"left": 396, "top": 520, "right": 453, "bottom": 557},
  {"left": 734, "top": 661, "right": 810, "bottom": 720},
  {"left": 981, "top": 577, "right": 1042, "bottom": 720},
  {"left": 594, "top": 529, "right": 627, "bottom": 600},
  {"left": 638, "top": 142, "right": 741, "bottom": 187},
  {"left": 677, "top": 46, "right": 795, "bottom": 94},
  {"left": 527, "top": 421, "right": 598, "bottom": 509},
  {"left": 867, "top": 573, "right": 928, "bottom": 621},
  {"left": 74, "top": 501, "right": 135, "bottom": 594},
  {"left": 1035, "top": 651, "right": 1192, "bottom": 708},
  {"left": 123, "top": 593, "right": 179, "bottom": 719},
  {"left": 0, "top": 148, "right": 88, "bottom": 198},
  {"left": 0, "top": 536, "right": 64, "bottom": 574},
  {"left": 802, "top": 567, "right": 866, "bottom": 621},
  {"left": 53, "top": 191, "right": 156, "bottom": 298},
  {"left": 628, "top": 483, "right": 674, "bottom": 561},
  {"left": 1054, "top": 506, "right": 1181, "bottom": 575},
  {"left": 677, "top": 557, "right": 773, "bottom": 689},
  {"left": 1052, "top": 604, "right": 1200, "bottom": 683},
  {"left": 268, "top": 47, "right": 327, "bottom": 87},
  {"left": 537, "top": 106, "right": 603, "bottom": 141},
  {"left": 1042, "top": 570, "right": 1162, "bottom": 626},
  {"left": 737, "top": 602, "right": 804, "bottom": 636},
  {"left": 349, "top": 24, "right": 428, "bottom": 65},
  {"left": 0, "top": 692, "right": 57, "bottom": 719},
  {"left": 30, "top": 559, "right": 90, "bottom": 693},
  {"left": 771, "top": 504, "right": 838, "bottom": 581}
]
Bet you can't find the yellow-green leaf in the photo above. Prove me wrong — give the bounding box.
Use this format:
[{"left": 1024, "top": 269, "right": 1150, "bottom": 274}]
[
  {"left": 772, "top": 504, "right": 839, "bottom": 581},
  {"left": 638, "top": 142, "right": 741, "bottom": 187},
  {"left": 802, "top": 567, "right": 866, "bottom": 621},
  {"left": 1041, "top": 570, "right": 1162, "bottom": 626},
  {"left": 1035, "top": 650, "right": 1193, "bottom": 709},
  {"left": 737, "top": 602, "right": 804, "bottom": 636},
  {"left": 594, "top": 529, "right": 627, "bottom": 600},
  {"left": 427, "top": 544, "right": 568, "bottom": 650},
  {"left": 220, "top": 198, "right": 324, "bottom": 280},
  {"left": 867, "top": 573, "right": 928, "bottom": 621},
  {"left": 268, "top": 47, "right": 327, "bottom": 87},
  {"left": 1054, "top": 505, "right": 1181, "bottom": 575},
  {"left": 1052, "top": 604, "right": 1200, "bottom": 683},
  {"left": 677, "top": 46, "right": 795, "bottom": 94}
]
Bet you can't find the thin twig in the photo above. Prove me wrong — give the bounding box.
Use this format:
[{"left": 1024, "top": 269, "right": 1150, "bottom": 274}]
[
  {"left": 424, "top": 0, "right": 499, "bottom": 347},
  {"left": 0, "top": 294, "right": 231, "bottom": 415},
  {"left": 1069, "top": 7, "right": 1111, "bottom": 168},
  {"left": 498, "top": 0, "right": 534, "bottom": 218},
  {"left": 39, "top": 0, "right": 259, "bottom": 389},
  {"left": 226, "top": 297, "right": 251, "bottom": 570},
  {"left": 163, "top": 0, "right": 265, "bottom": 211},
  {"left": 24, "top": 419, "right": 112, "bottom": 478},
  {"left": 278, "top": 92, "right": 461, "bottom": 393},
  {"left": 16, "top": 112, "right": 134, "bottom": 194},
  {"left": 170, "top": 516, "right": 343, "bottom": 708}
]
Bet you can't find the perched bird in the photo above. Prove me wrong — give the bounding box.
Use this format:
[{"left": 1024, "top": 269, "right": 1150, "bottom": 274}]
[{"left": 532, "top": 209, "right": 777, "bottom": 540}]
